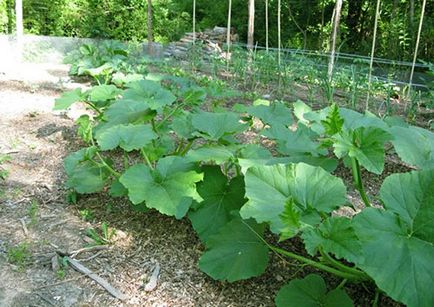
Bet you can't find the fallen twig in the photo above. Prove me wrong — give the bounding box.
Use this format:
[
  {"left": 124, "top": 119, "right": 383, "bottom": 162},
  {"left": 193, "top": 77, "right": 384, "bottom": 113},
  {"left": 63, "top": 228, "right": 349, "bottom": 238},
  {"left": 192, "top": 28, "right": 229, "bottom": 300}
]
[
  {"left": 56, "top": 245, "right": 109, "bottom": 258},
  {"left": 66, "top": 257, "right": 127, "bottom": 300},
  {"left": 20, "top": 218, "right": 29, "bottom": 236},
  {"left": 35, "top": 292, "right": 56, "bottom": 306},
  {"left": 144, "top": 263, "right": 160, "bottom": 292},
  {"left": 79, "top": 250, "right": 104, "bottom": 262}
]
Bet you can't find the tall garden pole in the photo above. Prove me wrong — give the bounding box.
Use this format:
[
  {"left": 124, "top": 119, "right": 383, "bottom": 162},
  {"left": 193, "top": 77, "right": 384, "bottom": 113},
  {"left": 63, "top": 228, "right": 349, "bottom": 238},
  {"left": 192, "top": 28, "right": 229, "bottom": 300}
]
[
  {"left": 277, "top": 0, "right": 281, "bottom": 67},
  {"left": 265, "top": 0, "right": 269, "bottom": 52},
  {"left": 327, "top": 0, "right": 343, "bottom": 82},
  {"left": 407, "top": 0, "right": 427, "bottom": 107},
  {"left": 366, "top": 0, "right": 381, "bottom": 110},
  {"left": 193, "top": 0, "right": 196, "bottom": 44},
  {"left": 226, "top": 0, "right": 232, "bottom": 70},
  {"left": 247, "top": 0, "right": 255, "bottom": 49},
  {"left": 15, "top": 0, "right": 23, "bottom": 62}
]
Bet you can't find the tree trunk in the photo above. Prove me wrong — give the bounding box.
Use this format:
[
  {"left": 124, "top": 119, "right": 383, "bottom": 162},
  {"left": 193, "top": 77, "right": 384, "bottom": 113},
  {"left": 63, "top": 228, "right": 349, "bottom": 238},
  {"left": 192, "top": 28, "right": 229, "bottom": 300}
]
[
  {"left": 288, "top": 2, "right": 307, "bottom": 50},
  {"left": 346, "top": 0, "right": 363, "bottom": 49},
  {"left": 277, "top": 0, "right": 281, "bottom": 66},
  {"left": 147, "top": 0, "right": 153, "bottom": 55},
  {"left": 265, "top": 0, "right": 268, "bottom": 52},
  {"left": 6, "top": 0, "right": 14, "bottom": 34},
  {"left": 193, "top": 0, "right": 196, "bottom": 43},
  {"left": 226, "top": 0, "right": 232, "bottom": 68},
  {"left": 247, "top": 0, "right": 255, "bottom": 49},
  {"left": 15, "top": 0, "right": 23, "bottom": 62}
]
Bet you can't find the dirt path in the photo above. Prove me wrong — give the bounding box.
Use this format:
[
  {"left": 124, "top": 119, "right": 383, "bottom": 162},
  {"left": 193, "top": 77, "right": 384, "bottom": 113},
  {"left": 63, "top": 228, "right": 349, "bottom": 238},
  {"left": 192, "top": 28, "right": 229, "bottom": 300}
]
[{"left": 0, "top": 64, "right": 290, "bottom": 307}]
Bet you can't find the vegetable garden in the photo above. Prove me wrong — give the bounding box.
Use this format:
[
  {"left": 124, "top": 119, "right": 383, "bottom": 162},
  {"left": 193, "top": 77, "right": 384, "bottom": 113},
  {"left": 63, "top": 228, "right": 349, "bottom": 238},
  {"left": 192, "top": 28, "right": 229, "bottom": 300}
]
[
  {"left": 1, "top": 1, "right": 433, "bottom": 306},
  {"left": 49, "top": 41, "right": 433, "bottom": 306}
]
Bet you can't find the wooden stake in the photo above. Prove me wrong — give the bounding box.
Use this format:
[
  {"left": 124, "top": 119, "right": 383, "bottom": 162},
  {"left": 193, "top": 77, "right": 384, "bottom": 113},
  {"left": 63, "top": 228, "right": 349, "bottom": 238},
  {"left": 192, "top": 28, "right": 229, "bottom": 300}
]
[
  {"left": 407, "top": 0, "right": 427, "bottom": 106},
  {"left": 327, "top": 0, "right": 343, "bottom": 82},
  {"left": 366, "top": 0, "right": 381, "bottom": 110},
  {"left": 247, "top": 0, "right": 255, "bottom": 49},
  {"left": 193, "top": 0, "right": 196, "bottom": 44},
  {"left": 226, "top": 0, "right": 232, "bottom": 70}
]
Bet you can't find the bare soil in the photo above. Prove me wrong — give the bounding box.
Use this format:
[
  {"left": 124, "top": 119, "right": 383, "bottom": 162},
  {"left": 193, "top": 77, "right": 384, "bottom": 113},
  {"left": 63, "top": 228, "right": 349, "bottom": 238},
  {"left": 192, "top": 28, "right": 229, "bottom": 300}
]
[{"left": 0, "top": 63, "right": 404, "bottom": 307}]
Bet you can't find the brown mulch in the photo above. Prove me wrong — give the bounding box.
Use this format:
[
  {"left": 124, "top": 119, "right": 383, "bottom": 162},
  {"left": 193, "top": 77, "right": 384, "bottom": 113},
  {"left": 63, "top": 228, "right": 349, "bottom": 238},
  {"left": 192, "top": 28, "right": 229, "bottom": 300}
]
[{"left": 0, "top": 74, "right": 409, "bottom": 307}]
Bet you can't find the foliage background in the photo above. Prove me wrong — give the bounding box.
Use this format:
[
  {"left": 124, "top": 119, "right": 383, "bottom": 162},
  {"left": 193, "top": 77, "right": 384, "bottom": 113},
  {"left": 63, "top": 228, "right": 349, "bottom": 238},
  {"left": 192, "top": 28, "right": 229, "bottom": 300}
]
[{"left": 0, "top": 0, "right": 432, "bottom": 61}]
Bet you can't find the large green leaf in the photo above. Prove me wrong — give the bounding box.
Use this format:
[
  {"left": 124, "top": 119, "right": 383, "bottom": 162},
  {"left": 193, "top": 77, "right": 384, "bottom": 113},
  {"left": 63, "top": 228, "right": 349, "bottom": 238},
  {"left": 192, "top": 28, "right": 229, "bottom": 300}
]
[
  {"left": 263, "top": 124, "right": 325, "bottom": 157},
  {"left": 198, "top": 219, "right": 269, "bottom": 282},
  {"left": 192, "top": 111, "right": 247, "bottom": 141},
  {"left": 390, "top": 126, "right": 434, "bottom": 170},
  {"left": 352, "top": 170, "right": 434, "bottom": 307},
  {"left": 240, "top": 163, "right": 347, "bottom": 233},
  {"left": 293, "top": 100, "right": 312, "bottom": 124},
  {"left": 112, "top": 72, "right": 144, "bottom": 87},
  {"left": 186, "top": 146, "right": 235, "bottom": 164},
  {"left": 123, "top": 80, "right": 176, "bottom": 110},
  {"left": 88, "top": 84, "right": 122, "bottom": 103},
  {"left": 119, "top": 157, "right": 203, "bottom": 218},
  {"left": 170, "top": 111, "right": 196, "bottom": 139},
  {"left": 189, "top": 166, "right": 246, "bottom": 242},
  {"left": 64, "top": 147, "right": 109, "bottom": 194},
  {"left": 104, "top": 99, "right": 156, "bottom": 124},
  {"left": 66, "top": 161, "right": 110, "bottom": 194},
  {"left": 339, "top": 108, "right": 388, "bottom": 130},
  {"left": 333, "top": 127, "right": 391, "bottom": 174},
  {"left": 53, "top": 89, "right": 83, "bottom": 110},
  {"left": 238, "top": 156, "right": 338, "bottom": 174},
  {"left": 380, "top": 170, "right": 434, "bottom": 244},
  {"left": 301, "top": 217, "right": 362, "bottom": 263},
  {"left": 247, "top": 102, "right": 293, "bottom": 127},
  {"left": 96, "top": 124, "right": 157, "bottom": 152},
  {"left": 64, "top": 147, "right": 96, "bottom": 176},
  {"left": 275, "top": 274, "right": 353, "bottom": 307}
]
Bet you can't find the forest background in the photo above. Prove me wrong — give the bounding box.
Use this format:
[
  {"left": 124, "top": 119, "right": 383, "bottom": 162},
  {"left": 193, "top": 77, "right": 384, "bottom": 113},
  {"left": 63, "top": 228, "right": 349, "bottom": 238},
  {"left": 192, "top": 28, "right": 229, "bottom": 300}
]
[{"left": 0, "top": 0, "right": 432, "bottom": 62}]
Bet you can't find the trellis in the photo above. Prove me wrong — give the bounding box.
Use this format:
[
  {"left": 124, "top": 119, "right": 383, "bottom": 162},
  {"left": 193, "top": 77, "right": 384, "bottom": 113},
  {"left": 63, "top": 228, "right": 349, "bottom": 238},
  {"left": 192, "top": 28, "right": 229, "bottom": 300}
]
[
  {"left": 407, "top": 0, "right": 427, "bottom": 106},
  {"left": 366, "top": 0, "right": 381, "bottom": 110}
]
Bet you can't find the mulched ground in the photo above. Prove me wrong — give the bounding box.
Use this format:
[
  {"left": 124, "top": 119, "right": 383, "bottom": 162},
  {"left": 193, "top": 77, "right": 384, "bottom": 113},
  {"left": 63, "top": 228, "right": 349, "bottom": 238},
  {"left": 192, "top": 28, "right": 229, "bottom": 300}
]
[{"left": 0, "top": 64, "right": 407, "bottom": 306}]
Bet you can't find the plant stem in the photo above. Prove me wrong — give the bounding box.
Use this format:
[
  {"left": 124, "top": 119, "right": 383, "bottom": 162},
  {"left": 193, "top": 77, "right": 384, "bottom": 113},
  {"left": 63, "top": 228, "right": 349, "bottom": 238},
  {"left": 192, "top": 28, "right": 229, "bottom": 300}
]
[
  {"left": 320, "top": 249, "right": 369, "bottom": 279},
  {"left": 90, "top": 158, "right": 120, "bottom": 177},
  {"left": 156, "top": 103, "right": 184, "bottom": 130},
  {"left": 140, "top": 149, "right": 154, "bottom": 169},
  {"left": 123, "top": 152, "right": 129, "bottom": 170},
  {"left": 372, "top": 288, "right": 380, "bottom": 307},
  {"left": 89, "top": 135, "right": 119, "bottom": 177},
  {"left": 350, "top": 157, "right": 371, "bottom": 207},
  {"left": 85, "top": 102, "right": 103, "bottom": 116},
  {"left": 270, "top": 246, "right": 368, "bottom": 281},
  {"left": 337, "top": 278, "right": 347, "bottom": 289},
  {"left": 179, "top": 140, "right": 194, "bottom": 156}
]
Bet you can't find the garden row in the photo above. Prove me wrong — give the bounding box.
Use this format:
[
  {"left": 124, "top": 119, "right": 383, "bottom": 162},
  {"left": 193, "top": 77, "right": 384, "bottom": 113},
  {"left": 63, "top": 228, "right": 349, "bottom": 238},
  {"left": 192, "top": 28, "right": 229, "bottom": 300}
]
[{"left": 56, "top": 42, "right": 434, "bottom": 307}]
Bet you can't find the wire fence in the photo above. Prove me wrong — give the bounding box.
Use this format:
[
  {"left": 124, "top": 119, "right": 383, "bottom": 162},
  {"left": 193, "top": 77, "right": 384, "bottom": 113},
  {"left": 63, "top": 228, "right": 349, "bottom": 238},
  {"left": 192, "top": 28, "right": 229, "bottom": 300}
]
[{"left": 0, "top": 34, "right": 431, "bottom": 92}]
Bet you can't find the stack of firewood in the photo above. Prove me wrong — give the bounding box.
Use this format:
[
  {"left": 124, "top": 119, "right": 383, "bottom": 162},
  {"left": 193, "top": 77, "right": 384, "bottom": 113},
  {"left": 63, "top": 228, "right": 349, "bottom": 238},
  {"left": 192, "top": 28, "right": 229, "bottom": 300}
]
[{"left": 164, "top": 26, "right": 238, "bottom": 60}]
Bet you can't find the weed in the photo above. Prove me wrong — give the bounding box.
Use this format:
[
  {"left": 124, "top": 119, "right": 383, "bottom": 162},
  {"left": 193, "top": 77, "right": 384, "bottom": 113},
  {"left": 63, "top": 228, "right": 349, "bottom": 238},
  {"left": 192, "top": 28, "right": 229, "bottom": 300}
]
[
  {"left": 86, "top": 222, "right": 116, "bottom": 245},
  {"left": 56, "top": 257, "right": 68, "bottom": 279},
  {"left": 7, "top": 243, "right": 31, "bottom": 269},
  {"left": 0, "top": 154, "right": 11, "bottom": 180},
  {"left": 28, "top": 199, "right": 39, "bottom": 226},
  {"left": 79, "top": 209, "right": 94, "bottom": 222}
]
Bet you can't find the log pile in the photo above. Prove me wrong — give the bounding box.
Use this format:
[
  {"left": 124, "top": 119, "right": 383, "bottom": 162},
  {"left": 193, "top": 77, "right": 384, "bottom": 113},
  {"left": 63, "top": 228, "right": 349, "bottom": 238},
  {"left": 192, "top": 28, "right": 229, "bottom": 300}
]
[{"left": 164, "top": 26, "right": 238, "bottom": 60}]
